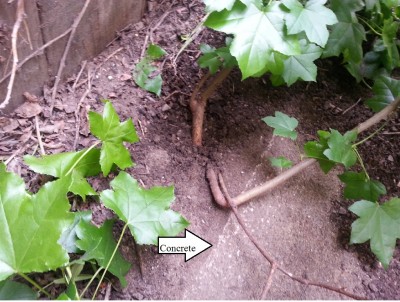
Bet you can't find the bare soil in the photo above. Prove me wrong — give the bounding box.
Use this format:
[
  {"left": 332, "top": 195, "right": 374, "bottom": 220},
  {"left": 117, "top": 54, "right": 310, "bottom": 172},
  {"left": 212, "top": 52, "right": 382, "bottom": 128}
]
[{"left": 1, "top": 0, "right": 399, "bottom": 299}]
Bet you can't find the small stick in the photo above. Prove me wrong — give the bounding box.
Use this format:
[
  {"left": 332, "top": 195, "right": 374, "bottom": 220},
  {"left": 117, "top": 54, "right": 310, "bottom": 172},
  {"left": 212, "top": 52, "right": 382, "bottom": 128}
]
[
  {"left": 218, "top": 174, "right": 366, "bottom": 300},
  {"left": 0, "top": 0, "right": 25, "bottom": 110},
  {"left": 35, "top": 115, "right": 45, "bottom": 155},
  {"left": 382, "top": 131, "right": 400, "bottom": 135},
  {"left": 342, "top": 98, "right": 362, "bottom": 115},
  {"left": 49, "top": 0, "right": 92, "bottom": 116},
  {"left": 104, "top": 282, "right": 112, "bottom": 300},
  {"left": 140, "top": 11, "right": 171, "bottom": 58},
  {"left": 72, "top": 60, "right": 87, "bottom": 91},
  {"left": 261, "top": 264, "right": 277, "bottom": 299}
]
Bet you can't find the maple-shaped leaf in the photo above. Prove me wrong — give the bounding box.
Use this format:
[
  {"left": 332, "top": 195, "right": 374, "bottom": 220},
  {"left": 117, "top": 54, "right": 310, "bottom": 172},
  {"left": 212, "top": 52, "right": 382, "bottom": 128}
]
[
  {"left": 89, "top": 101, "right": 139, "bottom": 176},
  {"left": 282, "top": 0, "right": 338, "bottom": 47},
  {"left": 262, "top": 111, "right": 298, "bottom": 140},
  {"left": 269, "top": 156, "right": 293, "bottom": 169},
  {"left": 339, "top": 172, "right": 387, "bottom": 201},
  {"left": 282, "top": 40, "right": 322, "bottom": 85},
  {"left": 76, "top": 219, "right": 131, "bottom": 287},
  {"left": 382, "top": 17, "right": 400, "bottom": 70},
  {"left": 59, "top": 211, "right": 92, "bottom": 253},
  {"left": 304, "top": 130, "right": 336, "bottom": 173},
  {"left": 100, "top": 172, "right": 189, "bottom": 245},
  {"left": 205, "top": 1, "right": 300, "bottom": 79},
  {"left": 0, "top": 279, "right": 37, "bottom": 300},
  {"left": 323, "top": 130, "right": 358, "bottom": 168},
  {"left": 365, "top": 76, "right": 400, "bottom": 112},
  {"left": 322, "top": 0, "right": 366, "bottom": 63},
  {"left": 203, "top": 0, "right": 236, "bottom": 12},
  {"left": 0, "top": 163, "right": 73, "bottom": 281},
  {"left": 24, "top": 148, "right": 101, "bottom": 200},
  {"left": 349, "top": 198, "right": 400, "bottom": 268}
]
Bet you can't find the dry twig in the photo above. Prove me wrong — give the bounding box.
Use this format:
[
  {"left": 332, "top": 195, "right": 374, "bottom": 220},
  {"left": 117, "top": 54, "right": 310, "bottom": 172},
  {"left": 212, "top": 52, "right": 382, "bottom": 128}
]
[
  {"left": 35, "top": 115, "right": 45, "bottom": 155},
  {"left": 49, "top": 0, "right": 92, "bottom": 116},
  {"left": 218, "top": 174, "right": 367, "bottom": 300},
  {"left": 0, "top": 0, "right": 25, "bottom": 110}
]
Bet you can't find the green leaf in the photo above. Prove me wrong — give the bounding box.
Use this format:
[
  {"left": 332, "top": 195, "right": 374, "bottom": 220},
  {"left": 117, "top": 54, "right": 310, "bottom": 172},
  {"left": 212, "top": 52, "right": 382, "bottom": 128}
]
[
  {"left": 282, "top": 40, "right": 322, "bottom": 85},
  {"left": 282, "top": 0, "right": 338, "bottom": 47},
  {"left": 59, "top": 211, "right": 92, "bottom": 253},
  {"left": 262, "top": 111, "right": 298, "bottom": 140},
  {"left": 304, "top": 130, "right": 336, "bottom": 173},
  {"left": 205, "top": 1, "right": 300, "bottom": 79},
  {"left": 323, "top": 130, "right": 358, "bottom": 168},
  {"left": 322, "top": 0, "right": 365, "bottom": 63},
  {"left": 269, "top": 156, "right": 293, "bottom": 168},
  {"left": 0, "top": 164, "right": 73, "bottom": 281},
  {"left": 365, "top": 76, "right": 400, "bottom": 112},
  {"left": 89, "top": 102, "right": 139, "bottom": 176},
  {"left": 349, "top": 198, "right": 400, "bottom": 268},
  {"left": 100, "top": 172, "right": 189, "bottom": 245},
  {"left": 339, "top": 172, "right": 387, "bottom": 201},
  {"left": 382, "top": 17, "right": 400, "bottom": 70},
  {"left": 24, "top": 148, "right": 101, "bottom": 200},
  {"left": 203, "top": 0, "right": 236, "bottom": 12},
  {"left": 0, "top": 279, "right": 37, "bottom": 300},
  {"left": 76, "top": 220, "right": 131, "bottom": 287},
  {"left": 198, "top": 52, "right": 222, "bottom": 75},
  {"left": 146, "top": 44, "right": 167, "bottom": 60}
]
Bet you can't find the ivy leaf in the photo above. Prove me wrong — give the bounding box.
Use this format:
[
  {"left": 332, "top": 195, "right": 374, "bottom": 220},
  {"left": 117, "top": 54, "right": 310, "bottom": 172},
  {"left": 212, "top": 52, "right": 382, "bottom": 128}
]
[
  {"left": 0, "top": 164, "right": 73, "bottom": 281},
  {"left": 0, "top": 279, "right": 37, "bottom": 300},
  {"left": 198, "top": 52, "right": 222, "bottom": 75},
  {"left": 146, "top": 44, "right": 167, "bottom": 60},
  {"left": 349, "top": 198, "right": 400, "bottom": 268},
  {"left": 323, "top": 130, "right": 358, "bottom": 168},
  {"left": 24, "top": 148, "right": 101, "bottom": 200},
  {"left": 100, "top": 172, "right": 189, "bottom": 245},
  {"left": 365, "top": 76, "right": 400, "bottom": 112},
  {"left": 282, "top": 0, "right": 338, "bottom": 47},
  {"left": 76, "top": 219, "right": 131, "bottom": 287},
  {"left": 269, "top": 156, "right": 293, "bottom": 169},
  {"left": 203, "top": 0, "right": 236, "bottom": 12},
  {"left": 89, "top": 101, "right": 139, "bottom": 176},
  {"left": 382, "top": 17, "right": 400, "bottom": 70},
  {"left": 59, "top": 211, "right": 92, "bottom": 253},
  {"left": 339, "top": 172, "right": 387, "bottom": 201},
  {"left": 322, "top": 0, "right": 365, "bottom": 63},
  {"left": 205, "top": 1, "right": 300, "bottom": 79},
  {"left": 262, "top": 111, "right": 298, "bottom": 140},
  {"left": 304, "top": 130, "right": 336, "bottom": 173},
  {"left": 282, "top": 40, "right": 322, "bottom": 85}
]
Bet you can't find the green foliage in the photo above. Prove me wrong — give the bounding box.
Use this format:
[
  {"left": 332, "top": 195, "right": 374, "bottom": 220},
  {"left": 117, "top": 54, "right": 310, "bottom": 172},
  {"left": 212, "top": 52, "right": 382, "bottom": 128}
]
[
  {"left": 269, "top": 156, "right": 293, "bottom": 169},
  {"left": 133, "top": 44, "right": 167, "bottom": 95},
  {"left": 101, "top": 172, "right": 189, "bottom": 245},
  {"left": 365, "top": 76, "right": 400, "bottom": 112},
  {"left": 0, "top": 279, "right": 37, "bottom": 300},
  {"left": 1, "top": 101, "right": 189, "bottom": 298},
  {"left": 198, "top": 38, "right": 237, "bottom": 74},
  {"left": 203, "top": 0, "right": 236, "bottom": 12},
  {"left": 24, "top": 148, "right": 101, "bottom": 200},
  {"left": 76, "top": 219, "right": 131, "bottom": 287},
  {"left": 349, "top": 198, "right": 400, "bottom": 269},
  {"left": 323, "top": 130, "right": 358, "bottom": 169},
  {"left": 339, "top": 172, "right": 387, "bottom": 201},
  {"left": 89, "top": 101, "right": 139, "bottom": 176},
  {"left": 304, "top": 130, "right": 336, "bottom": 173},
  {"left": 262, "top": 111, "right": 298, "bottom": 140},
  {"left": 0, "top": 165, "right": 73, "bottom": 281}
]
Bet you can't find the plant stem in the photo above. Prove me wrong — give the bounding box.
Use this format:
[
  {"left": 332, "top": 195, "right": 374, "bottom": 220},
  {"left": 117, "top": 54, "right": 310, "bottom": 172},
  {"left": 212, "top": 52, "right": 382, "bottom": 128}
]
[
  {"left": 79, "top": 267, "right": 103, "bottom": 299},
  {"left": 65, "top": 141, "right": 101, "bottom": 176},
  {"left": 353, "top": 119, "right": 388, "bottom": 147},
  {"left": 92, "top": 224, "right": 128, "bottom": 300},
  {"left": 358, "top": 16, "right": 382, "bottom": 36},
  {"left": 353, "top": 147, "right": 370, "bottom": 180},
  {"left": 19, "top": 272, "right": 52, "bottom": 298}
]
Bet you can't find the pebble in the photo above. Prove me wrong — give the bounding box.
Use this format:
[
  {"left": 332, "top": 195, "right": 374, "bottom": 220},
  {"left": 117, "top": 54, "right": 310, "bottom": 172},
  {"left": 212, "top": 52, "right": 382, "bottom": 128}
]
[
  {"left": 107, "top": 75, "right": 113, "bottom": 80},
  {"left": 388, "top": 155, "right": 394, "bottom": 162},
  {"left": 363, "top": 264, "right": 372, "bottom": 272},
  {"left": 131, "top": 292, "right": 144, "bottom": 300},
  {"left": 162, "top": 104, "right": 171, "bottom": 112},
  {"left": 368, "top": 283, "right": 379, "bottom": 293}
]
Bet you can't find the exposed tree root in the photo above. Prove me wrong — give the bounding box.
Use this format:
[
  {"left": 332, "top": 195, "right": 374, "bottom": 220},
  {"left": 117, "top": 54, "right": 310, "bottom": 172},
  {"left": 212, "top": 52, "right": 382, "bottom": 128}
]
[
  {"left": 218, "top": 174, "right": 367, "bottom": 300},
  {"left": 208, "top": 96, "right": 400, "bottom": 207},
  {"left": 190, "top": 68, "right": 233, "bottom": 146}
]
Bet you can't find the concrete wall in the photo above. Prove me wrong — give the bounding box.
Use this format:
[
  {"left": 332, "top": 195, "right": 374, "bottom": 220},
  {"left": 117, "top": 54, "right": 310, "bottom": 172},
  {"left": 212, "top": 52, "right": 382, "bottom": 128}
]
[{"left": 0, "top": 0, "right": 145, "bottom": 113}]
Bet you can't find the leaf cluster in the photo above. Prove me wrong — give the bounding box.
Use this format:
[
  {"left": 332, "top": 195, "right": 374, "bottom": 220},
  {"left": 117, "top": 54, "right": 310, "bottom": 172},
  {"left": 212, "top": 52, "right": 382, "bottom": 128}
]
[
  {"left": 0, "top": 101, "right": 188, "bottom": 299},
  {"left": 262, "top": 109, "right": 400, "bottom": 269},
  {"left": 133, "top": 44, "right": 167, "bottom": 96}
]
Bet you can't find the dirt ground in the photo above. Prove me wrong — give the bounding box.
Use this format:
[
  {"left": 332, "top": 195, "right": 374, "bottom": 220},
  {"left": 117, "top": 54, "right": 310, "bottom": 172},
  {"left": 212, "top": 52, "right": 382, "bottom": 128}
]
[{"left": 1, "top": 0, "right": 400, "bottom": 299}]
